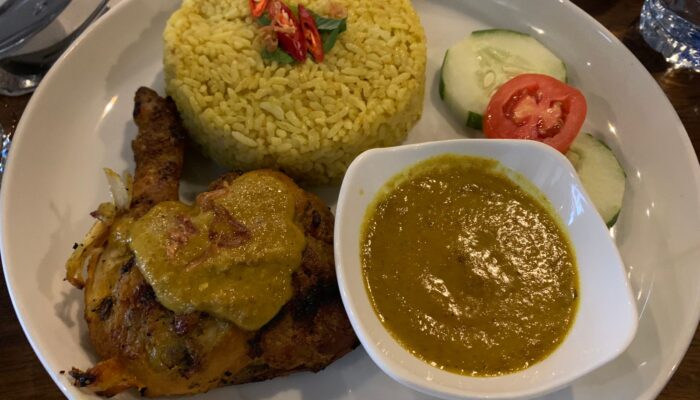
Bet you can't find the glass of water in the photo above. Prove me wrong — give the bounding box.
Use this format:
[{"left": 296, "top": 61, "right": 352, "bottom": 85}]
[
  {"left": 640, "top": 0, "right": 700, "bottom": 71},
  {"left": 0, "top": 0, "right": 109, "bottom": 95}
]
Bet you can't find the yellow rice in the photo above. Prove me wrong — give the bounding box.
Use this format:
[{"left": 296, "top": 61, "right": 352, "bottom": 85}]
[{"left": 164, "top": 0, "right": 426, "bottom": 184}]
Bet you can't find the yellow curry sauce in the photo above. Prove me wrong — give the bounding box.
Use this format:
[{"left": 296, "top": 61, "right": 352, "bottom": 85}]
[
  {"left": 129, "top": 172, "right": 306, "bottom": 331},
  {"left": 361, "top": 155, "right": 578, "bottom": 376}
]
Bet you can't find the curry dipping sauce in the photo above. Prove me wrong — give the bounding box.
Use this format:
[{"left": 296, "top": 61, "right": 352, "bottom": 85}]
[{"left": 360, "top": 154, "right": 579, "bottom": 376}]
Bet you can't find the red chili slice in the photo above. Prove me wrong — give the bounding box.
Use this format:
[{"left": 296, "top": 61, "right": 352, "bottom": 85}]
[
  {"left": 298, "top": 5, "right": 324, "bottom": 63},
  {"left": 248, "top": 0, "right": 269, "bottom": 18},
  {"left": 268, "top": 0, "right": 307, "bottom": 62}
]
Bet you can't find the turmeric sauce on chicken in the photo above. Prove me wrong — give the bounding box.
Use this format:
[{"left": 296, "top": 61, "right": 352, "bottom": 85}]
[
  {"left": 361, "top": 154, "right": 578, "bottom": 376},
  {"left": 66, "top": 88, "right": 357, "bottom": 397},
  {"left": 129, "top": 172, "right": 307, "bottom": 331}
]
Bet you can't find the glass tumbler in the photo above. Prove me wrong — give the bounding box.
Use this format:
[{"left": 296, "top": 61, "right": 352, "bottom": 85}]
[{"left": 640, "top": 0, "right": 700, "bottom": 71}]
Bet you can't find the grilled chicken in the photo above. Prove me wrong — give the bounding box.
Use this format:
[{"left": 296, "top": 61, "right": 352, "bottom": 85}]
[{"left": 66, "top": 87, "right": 358, "bottom": 397}]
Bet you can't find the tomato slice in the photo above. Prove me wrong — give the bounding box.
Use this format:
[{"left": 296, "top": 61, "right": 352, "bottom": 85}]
[
  {"left": 249, "top": 0, "right": 269, "bottom": 18},
  {"left": 483, "top": 74, "right": 587, "bottom": 153},
  {"left": 298, "top": 5, "right": 324, "bottom": 63},
  {"left": 268, "top": 0, "right": 307, "bottom": 62}
]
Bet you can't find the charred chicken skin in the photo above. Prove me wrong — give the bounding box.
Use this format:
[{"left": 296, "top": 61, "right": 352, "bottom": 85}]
[{"left": 66, "top": 87, "right": 358, "bottom": 397}]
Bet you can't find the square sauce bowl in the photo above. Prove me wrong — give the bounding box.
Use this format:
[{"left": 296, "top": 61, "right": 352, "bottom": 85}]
[{"left": 334, "top": 139, "right": 638, "bottom": 400}]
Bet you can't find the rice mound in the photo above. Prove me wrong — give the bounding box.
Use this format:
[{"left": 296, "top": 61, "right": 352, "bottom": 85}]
[{"left": 164, "top": 0, "right": 426, "bottom": 184}]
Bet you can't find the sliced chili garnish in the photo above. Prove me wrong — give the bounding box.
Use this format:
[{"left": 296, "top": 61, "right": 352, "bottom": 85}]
[
  {"left": 298, "top": 5, "right": 324, "bottom": 63},
  {"left": 248, "top": 0, "right": 269, "bottom": 18},
  {"left": 268, "top": 0, "right": 307, "bottom": 62}
]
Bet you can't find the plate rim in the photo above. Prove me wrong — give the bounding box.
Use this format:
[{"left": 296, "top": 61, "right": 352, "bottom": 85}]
[
  {"left": 0, "top": 1, "right": 148, "bottom": 398},
  {"left": 1, "top": 0, "right": 699, "bottom": 399},
  {"left": 559, "top": 2, "right": 700, "bottom": 399}
]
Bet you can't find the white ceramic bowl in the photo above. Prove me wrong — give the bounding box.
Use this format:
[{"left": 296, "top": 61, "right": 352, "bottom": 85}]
[{"left": 334, "top": 139, "right": 638, "bottom": 400}]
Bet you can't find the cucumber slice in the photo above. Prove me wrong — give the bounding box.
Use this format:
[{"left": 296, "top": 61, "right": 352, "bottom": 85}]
[
  {"left": 566, "top": 133, "right": 626, "bottom": 227},
  {"left": 440, "top": 29, "right": 567, "bottom": 130}
]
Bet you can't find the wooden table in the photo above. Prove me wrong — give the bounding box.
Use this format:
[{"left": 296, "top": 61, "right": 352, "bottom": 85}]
[{"left": 1, "top": 0, "right": 698, "bottom": 399}]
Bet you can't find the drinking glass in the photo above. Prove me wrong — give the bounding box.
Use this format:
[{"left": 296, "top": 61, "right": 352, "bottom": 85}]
[
  {"left": 0, "top": 0, "right": 109, "bottom": 96},
  {"left": 640, "top": 0, "right": 700, "bottom": 71}
]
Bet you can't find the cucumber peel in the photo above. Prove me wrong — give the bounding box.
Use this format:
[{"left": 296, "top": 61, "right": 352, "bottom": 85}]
[
  {"left": 466, "top": 112, "right": 483, "bottom": 130},
  {"left": 439, "top": 50, "right": 448, "bottom": 100}
]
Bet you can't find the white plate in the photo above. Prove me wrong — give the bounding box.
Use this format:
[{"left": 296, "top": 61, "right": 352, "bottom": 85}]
[{"left": 2, "top": 0, "right": 699, "bottom": 399}]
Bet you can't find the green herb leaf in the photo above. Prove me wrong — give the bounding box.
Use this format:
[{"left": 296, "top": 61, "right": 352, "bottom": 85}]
[
  {"left": 289, "top": 4, "right": 299, "bottom": 17},
  {"left": 310, "top": 11, "right": 347, "bottom": 54},
  {"left": 321, "top": 19, "right": 346, "bottom": 53},
  {"left": 311, "top": 11, "right": 346, "bottom": 31},
  {"left": 257, "top": 12, "right": 271, "bottom": 26},
  {"left": 261, "top": 48, "right": 296, "bottom": 64}
]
